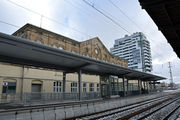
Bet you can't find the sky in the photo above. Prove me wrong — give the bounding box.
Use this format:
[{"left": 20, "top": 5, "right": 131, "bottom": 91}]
[{"left": 0, "top": 0, "right": 179, "bottom": 84}]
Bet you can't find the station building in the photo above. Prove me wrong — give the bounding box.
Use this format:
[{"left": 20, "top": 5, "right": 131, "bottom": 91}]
[{"left": 0, "top": 24, "right": 149, "bottom": 102}]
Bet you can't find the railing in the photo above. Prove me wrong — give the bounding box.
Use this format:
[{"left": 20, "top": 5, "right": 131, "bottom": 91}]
[
  {"left": 0, "top": 92, "right": 101, "bottom": 105},
  {"left": 0, "top": 93, "right": 21, "bottom": 104},
  {"left": 81, "top": 92, "right": 101, "bottom": 100}
]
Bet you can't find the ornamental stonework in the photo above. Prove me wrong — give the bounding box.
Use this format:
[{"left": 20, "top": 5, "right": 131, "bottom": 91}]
[{"left": 13, "top": 24, "right": 128, "bottom": 67}]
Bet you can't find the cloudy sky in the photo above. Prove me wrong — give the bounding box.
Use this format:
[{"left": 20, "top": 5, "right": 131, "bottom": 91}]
[{"left": 0, "top": 0, "right": 179, "bottom": 83}]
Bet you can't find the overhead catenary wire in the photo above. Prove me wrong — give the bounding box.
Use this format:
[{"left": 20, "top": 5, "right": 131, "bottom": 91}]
[
  {"left": 1, "top": 0, "right": 175, "bottom": 80},
  {"left": 107, "top": 0, "right": 144, "bottom": 32},
  {"left": 106, "top": 0, "right": 169, "bottom": 61},
  {"left": 63, "top": 0, "right": 123, "bottom": 33},
  {"left": 97, "top": 4, "right": 129, "bottom": 31},
  {"left": 0, "top": 20, "right": 87, "bottom": 50},
  {"left": 83, "top": 1, "right": 158, "bottom": 66},
  {"left": 82, "top": 0, "right": 132, "bottom": 34},
  {"left": 0, "top": 20, "right": 20, "bottom": 28},
  {"left": 6, "top": 0, "right": 93, "bottom": 39},
  {"left": 4, "top": 0, "right": 172, "bottom": 62},
  {"left": 82, "top": 0, "right": 166, "bottom": 62}
]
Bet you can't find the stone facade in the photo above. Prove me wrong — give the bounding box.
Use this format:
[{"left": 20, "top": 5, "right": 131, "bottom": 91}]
[
  {"left": 13, "top": 24, "right": 128, "bottom": 67},
  {"left": 0, "top": 24, "right": 128, "bottom": 98},
  {"left": 0, "top": 63, "right": 100, "bottom": 94}
]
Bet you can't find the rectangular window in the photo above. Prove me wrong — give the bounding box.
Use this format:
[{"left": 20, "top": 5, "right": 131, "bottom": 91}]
[
  {"left": 53, "top": 81, "right": 62, "bottom": 92},
  {"left": 97, "top": 84, "right": 100, "bottom": 92},
  {"left": 89, "top": 83, "right": 94, "bottom": 92},
  {"left": 2, "top": 82, "right": 16, "bottom": 93},
  {"left": 83, "top": 83, "right": 86, "bottom": 92},
  {"left": 71, "top": 82, "right": 77, "bottom": 93}
]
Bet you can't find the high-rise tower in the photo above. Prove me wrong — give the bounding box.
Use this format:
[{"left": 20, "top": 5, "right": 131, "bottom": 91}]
[{"left": 110, "top": 32, "right": 152, "bottom": 72}]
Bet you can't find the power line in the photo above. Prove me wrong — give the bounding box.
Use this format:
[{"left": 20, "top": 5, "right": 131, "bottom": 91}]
[
  {"left": 6, "top": 0, "right": 92, "bottom": 39},
  {"left": 0, "top": 20, "right": 20, "bottom": 28},
  {"left": 107, "top": 0, "right": 169, "bottom": 61},
  {"left": 5, "top": 0, "right": 171, "bottom": 61},
  {"left": 107, "top": 0, "right": 144, "bottom": 32},
  {"left": 84, "top": 0, "right": 166, "bottom": 61},
  {"left": 87, "top": 0, "right": 128, "bottom": 27},
  {"left": 0, "top": 19, "right": 88, "bottom": 48},
  {"left": 64, "top": 0, "right": 124, "bottom": 34},
  {"left": 111, "top": 0, "right": 168, "bottom": 62},
  {"left": 89, "top": 1, "right": 154, "bottom": 51},
  {"left": 83, "top": 0, "right": 166, "bottom": 56},
  {"left": 97, "top": 4, "right": 129, "bottom": 30},
  {"left": 82, "top": 0, "right": 132, "bottom": 34},
  {"left": 6, "top": 0, "right": 41, "bottom": 16},
  {"left": 83, "top": 0, "right": 165, "bottom": 71}
]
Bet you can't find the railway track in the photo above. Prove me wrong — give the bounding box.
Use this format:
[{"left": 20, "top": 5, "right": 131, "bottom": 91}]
[
  {"left": 1, "top": 93, "right": 180, "bottom": 120},
  {"left": 74, "top": 93, "right": 180, "bottom": 120},
  {"left": 120, "top": 95, "right": 180, "bottom": 120},
  {"left": 167, "top": 105, "right": 180, "bottom": 120}
]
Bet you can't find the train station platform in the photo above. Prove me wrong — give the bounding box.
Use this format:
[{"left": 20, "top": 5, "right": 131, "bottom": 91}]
[{"left": 0, "top": 90, "right": 179, "bottom": 120}]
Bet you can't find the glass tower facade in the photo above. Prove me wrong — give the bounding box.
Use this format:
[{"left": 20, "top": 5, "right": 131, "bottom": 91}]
[{"left": 110, "top": 32, "right": 152, "bottom": 72}]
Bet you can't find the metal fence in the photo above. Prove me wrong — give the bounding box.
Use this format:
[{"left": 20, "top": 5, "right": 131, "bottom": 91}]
[
  {"left": 0, "top": 92, "right": 101, "bottom": 105},
  {"left": 0, "top": 93, "right": 21, "bottom": 104}
]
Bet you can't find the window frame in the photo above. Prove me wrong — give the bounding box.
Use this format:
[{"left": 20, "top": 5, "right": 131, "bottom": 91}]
[
  {"left": 83, "top": 83, "right": 86, "bottom": 92},
  {"left": 71, "top": 82, "right": 78, "bottom": 93},
  {"left": 97, "top": 83, "right": 100, "bottom": 92},
  {"left": 53, "top": 81, "right": 62, "bottom": 93},
  {"left": 89, "top": 83, "right": 94, "bottom": 92},
  {"left": 2, "top": 82, "right": 16, "bottom": 94}
]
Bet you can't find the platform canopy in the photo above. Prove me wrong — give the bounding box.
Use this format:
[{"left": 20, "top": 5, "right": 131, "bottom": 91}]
[
  {"left": 0, "top": 33, "right": 165, "bottom": 81},
  {"left": 139, "top": 0, "right": 180, "bottom": 58}
]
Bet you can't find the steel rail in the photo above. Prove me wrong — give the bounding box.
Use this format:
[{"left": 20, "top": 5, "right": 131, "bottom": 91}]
[
  {"left": 136, "top": 97, "right": 180, "bottom": 120},
  {"left": 70, "top": 94, "right": 174, "bottom": 120}
]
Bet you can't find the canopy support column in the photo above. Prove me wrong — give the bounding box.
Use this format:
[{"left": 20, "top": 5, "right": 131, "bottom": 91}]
[
  {"left": 117, "top": 77, "right": 120, "bottom": 96},
  {"left": 146, "top": 81, "right": 149, "bottom": 93},
  {"left": 153, "top": 81, "right": 156, "bottom": 91},
  {"left": 127, "top": 79, "right": 129, "bottom": 96},
  {"left": 122, "top": 77, "right": 126, "bottom": 96},
  {"left": 138, "top": 79, "right": 141, "bottom": 94},
  {"left": 108, "top": 76, "right": 112, "bottom": 97},
  {"left": 63, "top": 72, "right": 66, "bottom": 93},
  {"left": 143, "top": 81, "right": 146, "bottom": 91},
  {"left": 78, "top": 69, "right": 82, "bottom": 100},
  {"left": 62, "top": 72, "right": 66, "bottom": 100}
]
